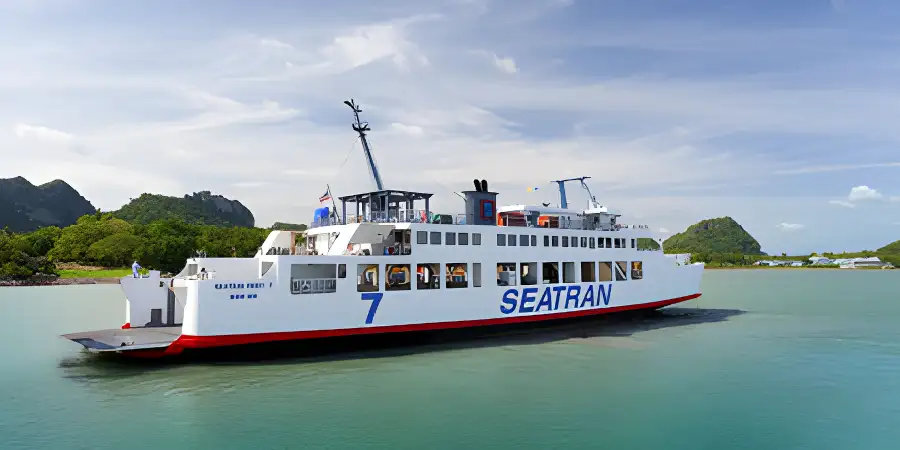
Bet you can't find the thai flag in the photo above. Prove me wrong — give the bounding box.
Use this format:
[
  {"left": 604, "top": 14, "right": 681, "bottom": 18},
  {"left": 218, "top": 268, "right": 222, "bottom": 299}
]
[{"left": 319, "top": 190, "right": 331, "bottom": 203}]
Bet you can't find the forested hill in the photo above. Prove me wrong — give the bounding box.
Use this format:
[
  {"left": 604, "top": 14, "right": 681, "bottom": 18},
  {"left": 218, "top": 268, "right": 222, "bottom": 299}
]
[
  {"left": 0, "top": 177, "right": 96, "bottom": 233},
  {"left": 878, "top": 240, "right": 900, "bottom": 256},
  {"left": 113, "top": 191, "right": 255, "bottom": 228},
  {"left": 663, "top": 216, "right": 764, "bottom": 255}
]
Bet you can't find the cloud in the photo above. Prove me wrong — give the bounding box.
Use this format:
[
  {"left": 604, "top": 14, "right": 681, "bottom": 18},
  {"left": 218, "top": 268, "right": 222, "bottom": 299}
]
[
  {"left": 848, "top": 185, "right": 883, "bottom": 201},
  {"left": 777, "top": 222, "right": 805, "bottom": 231},
  {"left": 492, "top": 54, "right": 518, "bottom": 73},
  {"left": 829, "top": 200, "right": 855, "bottom": 208},
  {"left": 13, "top": 123, "right": 74, "bottom": 144},
  {"left": 658, "top": 227, "right": 670, "bottom": 233},
  {"left": 774, "top": 162, "right": 900, "bottom": 175}
]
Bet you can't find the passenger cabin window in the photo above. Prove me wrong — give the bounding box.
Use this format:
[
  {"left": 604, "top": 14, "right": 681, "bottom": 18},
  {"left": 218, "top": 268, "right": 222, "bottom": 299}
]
[
  {"left": 598, "top": 238, "right": 605, "bottom": 249},
  {"left": 417, "top": 231, "right": 428, "bottom": 244},
  {"left": 458, "top": 233, "right": 469, "bottom": 245},
  {"left": 581, "top": 262, "right": 596, "bottom": 282},
  {"left": 473, "top": 233, "right": 482, "bottom": 245},
  {"left": 357, "top": 264, "right": 379, "bottom": 292},
  {"left": 631, "top": 261, "right": 643, "bottom": 280},
  {"left": 473, "top": 263, "right": 482, "bottom": 287},
  {"left": 520, "top": 262, "right": 538, "bottom": 285},
  {"left": 446, "top": 232, "right": 456, "bottom": 245},
  {"left": 291, "top": 263, "right": 338, "bottom": 294},
  {"left": 446, "top": 263, "right": 468, "bottom": 288},
  {"left": 631, "top": 239, "right": 636, "bottom": 249},
  {"left": 599, "top": 262, "right": 613, "bottom": 281},
  {"left": 615, "top": 261, "right": 628, "bottom": 281},
  {"left": 497, "top": 262, "right": 518, "bottom": 286},
  {"left": 552, "top": 236, "right": 559, "bottom": 247},
  {"left": 563, "top": 262, "right": 576, "bottom": 283},
  {"left": 338, "top": 264, "right": 346, "bottom": 278},
  {"left": 385, "top": 264, "right": 411, "bottom": 291},
  {"left": 520, "top": 235, "right": 529, "bottom": 246},
  {"left": 542, "top": 262, "right": 559, "bottom": 284},
  {"left": 430, "top": 232, "right": 441, "bottom": 245},
  {"left": 589, "top": 237, "right": 596, "bottom": 249},
  {"left": 508, "top": 234, "right": 516, "bottom": 246},
  {"left": 531, "top": 235, "right": 537, "bottom": 246},
  {"left": 562, "top": 236, "right": 569, "bottom": 247},
  {"left": 606, "top": 238, "right": 612, "bottom": 248},
  {"left": 417, "top": 263, "right": 440, "bottom": 289},
  {"left": 544, "top": 236, "right": 550, "bottom": 247},
  {"left": 572, "top": 237, "right": 578, "bottom": 248},
  {"left": 497, "top": 234, "right": 506, "bottom": 246},
  {"left": 581, "top": 237, "right": 588, "bottom": 248}
]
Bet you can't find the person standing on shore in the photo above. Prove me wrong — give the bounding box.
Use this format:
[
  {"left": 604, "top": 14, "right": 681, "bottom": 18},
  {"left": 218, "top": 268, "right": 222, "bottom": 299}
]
[{"left": 132, "top": 261, "right": 142, "bottom": 278}]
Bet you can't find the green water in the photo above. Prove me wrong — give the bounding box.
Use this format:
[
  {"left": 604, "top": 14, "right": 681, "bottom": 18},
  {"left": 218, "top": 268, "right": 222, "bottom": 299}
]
[{"left": 2, "top": 270, "right": 900, "bottom": 449}]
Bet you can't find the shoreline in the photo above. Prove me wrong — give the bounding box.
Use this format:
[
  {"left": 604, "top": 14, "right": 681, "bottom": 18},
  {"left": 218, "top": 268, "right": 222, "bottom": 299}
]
[{"left": 0, "top": 277, "right": 121, "bottom": 287}]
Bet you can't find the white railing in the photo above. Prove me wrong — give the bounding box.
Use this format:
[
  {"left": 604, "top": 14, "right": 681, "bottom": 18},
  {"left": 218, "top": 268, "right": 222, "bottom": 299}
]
[{"left": 290, "top": 278, "right": 337, "bottom": 294}]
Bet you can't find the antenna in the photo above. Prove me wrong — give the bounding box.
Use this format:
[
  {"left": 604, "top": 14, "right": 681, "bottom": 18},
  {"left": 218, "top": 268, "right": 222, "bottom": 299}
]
[
  {"left": 551, "top": 176, "right": 598, "bottom": 209},
  {"left": 344, "top": 99, "right": 384, "bottom": 191}
]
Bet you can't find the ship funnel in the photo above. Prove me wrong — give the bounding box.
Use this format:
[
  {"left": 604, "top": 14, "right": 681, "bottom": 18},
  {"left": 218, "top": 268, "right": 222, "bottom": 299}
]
[{"left": 463, "top": 178, "right": 497, "bottom": 226}]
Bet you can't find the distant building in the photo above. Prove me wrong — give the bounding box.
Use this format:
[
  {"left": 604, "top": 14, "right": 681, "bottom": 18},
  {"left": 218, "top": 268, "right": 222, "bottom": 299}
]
[
  {"left": 839, "top": 257, "right": 885, "bottom": 269},
  {"left": 809, "top": 256, "right": 833, "bottom": 265}
]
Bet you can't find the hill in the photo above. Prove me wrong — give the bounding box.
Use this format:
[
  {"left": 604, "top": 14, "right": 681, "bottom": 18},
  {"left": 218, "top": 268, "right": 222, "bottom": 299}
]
[
  {"left": 663, "top": 216, "right": 764, "bottom": 255},
  {"left": 877, "top": 240, "right": 900, "bottom": 255},
  {"left": 0, "top": 177, "right": 96, "bottom": 233},
  {"left": 113, "top": 191, "right": 255, "bottom": 227}
]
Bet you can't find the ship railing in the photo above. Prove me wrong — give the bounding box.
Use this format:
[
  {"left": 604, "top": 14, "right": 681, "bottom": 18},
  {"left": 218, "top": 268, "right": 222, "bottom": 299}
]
[
  {"left": 309, "top": 217, "right": 340, "bottom": 229},
  {"left": 290, "top": 278, "right": 337, "bottom": 294},
  {"left": 346, "top": 209, "right": 431, "bottom": 224}
]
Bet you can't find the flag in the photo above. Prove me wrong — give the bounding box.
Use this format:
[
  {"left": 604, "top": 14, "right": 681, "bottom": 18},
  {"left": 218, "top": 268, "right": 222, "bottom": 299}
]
[
  {"left": 527, "top": 187, "right": 540, "bottom": 192},
  {"left": 319, "top": 190, "right": 331, "bottom": 203}
]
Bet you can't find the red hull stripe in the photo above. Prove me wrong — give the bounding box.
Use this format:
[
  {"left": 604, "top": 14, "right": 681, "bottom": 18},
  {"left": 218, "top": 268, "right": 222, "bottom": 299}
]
[{"left": 159, "top": 293, "right": 701, "bottom": 355}]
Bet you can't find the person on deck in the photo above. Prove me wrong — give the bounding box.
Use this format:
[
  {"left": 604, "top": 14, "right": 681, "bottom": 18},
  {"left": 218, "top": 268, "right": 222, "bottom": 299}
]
[{"left": 132, "top": 261, "right": 142, "bottom": 278}]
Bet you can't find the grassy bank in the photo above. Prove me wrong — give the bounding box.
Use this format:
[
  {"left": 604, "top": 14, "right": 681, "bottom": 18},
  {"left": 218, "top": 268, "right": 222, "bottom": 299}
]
[{"left": 56, "top": 268, "right": 132, "bottom": 279}]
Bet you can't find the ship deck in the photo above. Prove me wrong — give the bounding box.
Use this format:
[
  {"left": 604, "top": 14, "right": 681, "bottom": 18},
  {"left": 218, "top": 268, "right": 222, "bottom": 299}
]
[{"left": 62, "top": 326, "right": 181, "bottom": 352}]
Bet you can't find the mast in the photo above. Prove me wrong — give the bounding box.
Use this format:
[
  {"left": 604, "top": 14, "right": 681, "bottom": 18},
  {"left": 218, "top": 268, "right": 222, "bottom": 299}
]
[
  {"left": 551, "top": 176, "right": 598, "bottom": 209},
  {"left": 343, "top": 99, "right": 384, "bottom": 191}
]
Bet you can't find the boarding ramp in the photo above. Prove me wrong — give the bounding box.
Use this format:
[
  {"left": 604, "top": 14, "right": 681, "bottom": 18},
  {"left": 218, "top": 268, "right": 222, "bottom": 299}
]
[{"left": 62, "top": 326, "right": 181, "bottom": 353}]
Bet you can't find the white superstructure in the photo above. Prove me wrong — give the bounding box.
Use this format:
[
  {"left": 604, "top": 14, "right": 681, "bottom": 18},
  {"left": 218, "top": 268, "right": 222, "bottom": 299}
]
[{"left": 63, "top": 99, "right": 704, "bottom": 358}]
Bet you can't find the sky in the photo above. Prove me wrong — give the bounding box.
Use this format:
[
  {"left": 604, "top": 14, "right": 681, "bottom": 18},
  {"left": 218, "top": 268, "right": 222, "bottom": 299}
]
[{"left": 2, "top": 0, "right": 900, "bottom": 255}]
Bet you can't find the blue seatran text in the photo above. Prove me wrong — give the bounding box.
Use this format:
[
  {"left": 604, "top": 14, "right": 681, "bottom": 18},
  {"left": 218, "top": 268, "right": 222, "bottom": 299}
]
[{"left": 500, "top": 284, "right": 613, "bottom": 315}]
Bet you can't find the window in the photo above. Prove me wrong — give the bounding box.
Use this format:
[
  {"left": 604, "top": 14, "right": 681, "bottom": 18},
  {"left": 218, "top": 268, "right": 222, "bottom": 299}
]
[
  {"left": 508, "top": 234, "right": 516, "bottom": 246},
  {"left": 562, "top": 236, "right": 569, "bottom": 247},
  {"left": 458, "top": 233, "right": 469, "bottom": 245},
  {"left": 544, "top": 235, "right": 550, "bottom": 247},
  {"left": 497, "top": 233, "right": 506, "bottom": 246},
  {"left": 605, "top": 238, "right": 612, "bottom": 248},
  {"left": 520, "top": 262, "right": 538, "bottom": 285},
  {"left": 417, "top": 231, "right": 428, "bottom": 244},
  {"left": 531, "top": 235, "right": 537, "bottom": 247},
  {"left": 631, "top": 261, "right": 643, "bottom": 280},
  {"left": 473, "top": 233, "right": 482, "bottom": 245},
  {"left": 480, "top": 199, "right": 495, "bottom": 220},
  {"left": 417, "top": 263, "right": 440, "bottom": 289},
  {"left": 473, "top": 263, "right": 482, "bottom": 287},
  {"left": 446, "top": 232, "right": 456, "bottom": 245},
  {"left": 615, "top": 261, "right": 628, "bottom": 281},
  {"left": 552, "top": 236, "right": 559, "bottom": 247},
  {"left": 357, "top": 264, "right": 380, "bottom": 292},
  {"left": 291, "top": 263, "right": 338, "bottom": 294},
  {"left": 581, "top": 237, "right": 588, "bottom": 248},
  {"left": 572, "top": 237, "right": 579, "bottom": 248},
  {"left": 338, "top": 264, "right": 346, "bottom": 278},
  {"left": 446, "top": 263, "right": 468, "bottom": 288},
  {"left": 520, "top": 234, "right": 529, "bottom": 246},
  {"left": 599, "top": 262, "right": 613, "bottom": 281},
  {"left": 430, "top": 231, "right": 441, "bottom": 245},
  {"left": 581, "top": 262, "right": 596, "bottom": 282},
  {"left": 589, "top": 237, "right": 596, "bottom": 249},
  {"left": 631, "top": 239, "right": 636, "bottom": 249},
  {"left": 599, "top": 238, "right": 605, "bottom": 248},
  {"left": 385, "top": 264, "right": 411, "bottom": 291},
  {"left": 563, "top": 262, "right": 576, "bottom": 283},
  {"left": 497, "top": 262, "right": 517, "bottom": 286},
  {"left": 542, "top": 262, "right": 559, "bottom": 284}
]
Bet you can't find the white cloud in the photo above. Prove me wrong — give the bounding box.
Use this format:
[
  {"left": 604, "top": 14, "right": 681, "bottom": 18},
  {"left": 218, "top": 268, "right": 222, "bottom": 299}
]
[
  {"left": 390, "top": 122, "right": 425, "bottom": 135},
  {"left": 829, "top": 200, "right": 856, "bottom": 208},
  {"left": 658, "top": 227, "right": 670, "bottom": 233},
  {"left": 13, "top": 123, "right": 74, "bottom": 144},
  {"left": 848, "top": 185, "right": 883, "bottom": 201},
  {"left": 492, "top": 54, "right": 518, "bottom": 73},
  {"left": 777, "top": 222, "right": 805, "bottom": 231}
]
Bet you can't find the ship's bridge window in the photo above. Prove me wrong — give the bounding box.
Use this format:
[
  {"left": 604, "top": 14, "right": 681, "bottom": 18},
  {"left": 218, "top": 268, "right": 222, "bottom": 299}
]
[
  {"left": 417, "top": 231, "right": 428, "bottom": 244},
  {"left": 599, "top": 261, "right": 613, "bottom": 281},
  {"left": 458, "top": 233, "right": 469, "bottom": 245},
  {"left": 497, "top": 233, "right": 506, "bottom": 246},
  {"left": 473, "top": 233, "right": 482, "bottom": 245},
  {"left": 446, "top": 263, "right": 468, "bottom": 288},
  {"left": 520, "top": 262, "right": 538, "bottom": 285},
  {"left": 542, "top": 262, "right": 559, "bottom": 284},
  {"left": 417, "top": 263, "right": 440, "bottom": 289},
  {"left": 357, "top": 264, "right": 380, "bottom": 292},
  {"left": 631, "top": 261, "right": 643, "bottom": 280},
  {"left": 615, "top": 261, "right": 628, "bottom": 281},
  {"left": 385, "top": 264, "right": 411, "bottom": 291}
]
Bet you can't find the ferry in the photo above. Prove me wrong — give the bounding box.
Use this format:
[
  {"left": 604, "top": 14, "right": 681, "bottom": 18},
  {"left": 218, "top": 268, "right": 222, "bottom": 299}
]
[{"left": 62, "top": 99, "right": 704, "bottom": 359}]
